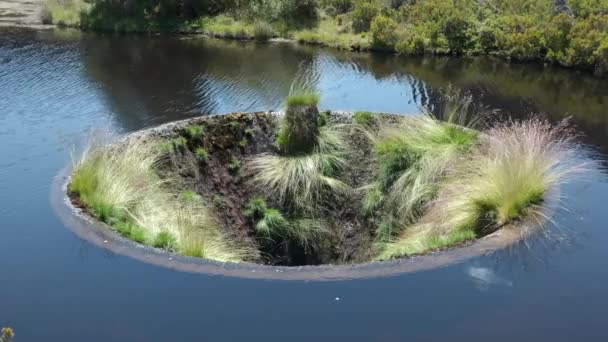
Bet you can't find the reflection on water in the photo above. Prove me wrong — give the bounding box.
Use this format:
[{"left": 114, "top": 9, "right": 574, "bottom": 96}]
[{"left": 1, "top": 27, "right": 608, "bottom": 341}]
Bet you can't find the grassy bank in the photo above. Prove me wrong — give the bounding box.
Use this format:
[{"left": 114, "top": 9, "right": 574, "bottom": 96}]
[{"left": 42, "top": 0, "right": 608, "bottom": 76}]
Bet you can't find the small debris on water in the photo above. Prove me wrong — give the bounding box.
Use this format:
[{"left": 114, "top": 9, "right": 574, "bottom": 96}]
[
  {"left": 103, "top": 240, "right": 108, "bottom": 243},
  {"left": 335, "top": 297, "right": 340, "bottom": 301}
]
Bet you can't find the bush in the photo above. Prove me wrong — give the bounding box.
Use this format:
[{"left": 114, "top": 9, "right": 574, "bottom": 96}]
[
  {"left": 491, "top": 15, "right": 546, "bottom": 60},
  {"left": 395, "top": 32, "right": 427, "bottom": 55},
  {"left": 253, "top": 21, "right": 275, "bottom": 41},
  {"left": 441, "top": 16, "right": 474, "bottom": 54},
  {"left": 351, "top": 0, "right": 379, "bottom": 33},
  {"left": 323, "top": 0, "right": 354, "bottom": 16},
  {"left": 371, "top": 15, "right": 399, "bottom": 48},
  {"left": 559, "top": 14, "right": 608, "bottom": 73}
]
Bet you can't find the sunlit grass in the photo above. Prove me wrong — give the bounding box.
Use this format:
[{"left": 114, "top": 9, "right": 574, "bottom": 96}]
[
  {"left": 367, "top": 115, "right": 478, "bottom": 225},
  {"left": 248, "top": 125, "right": 348, "bottom": 212},
  {"left": 194, "top": 15, "right": 254, "bottom": 39},
  {"left": 70, "top": 136, "right": 255, "bottom": 262},
  {"left": 286, "top": 92, "right": 321, "bottom": 107},
  {"left": 41, "top": 0, "right": 90, "bottom": 26},
  {"left": 377, "top": 118, "right": 584, "bottom": 260},
  {"left": 294, "top": 17, "right": 371, "bottom": 50}
]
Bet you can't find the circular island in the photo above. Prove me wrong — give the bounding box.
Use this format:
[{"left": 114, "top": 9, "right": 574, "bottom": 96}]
[{"left": 53, "top": 92, "right": 579, "bottom": 281}]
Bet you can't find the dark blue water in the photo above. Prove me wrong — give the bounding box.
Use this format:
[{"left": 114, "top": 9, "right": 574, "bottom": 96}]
[{"left": 1, "top": 27, "right": 608, "bottom": 341}]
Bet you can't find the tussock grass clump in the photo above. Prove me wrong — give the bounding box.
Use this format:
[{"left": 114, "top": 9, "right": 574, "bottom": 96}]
[
  {"left": 70, "top": 137, "right": 254, "bottom": 262},
  {"left": 286, "top": 92, "right": 321, "bottom": 107},
  {"left": 440, "top": 118, "right": 582, "bottom": 232},
  {"left": 377, "top": 118, "right": 583, "bottom": 260},
  {"left": 249, "top": 125, "right": 348, "bottom": 212},
  {"left": 353, "top": 111, "right": 374, "bottom": 126},
  {"left": 245, "top": 198, "right": 330, "bottom": 249},
  {"left": 367, "top": 115, "right": 479, "bottom": 225}
]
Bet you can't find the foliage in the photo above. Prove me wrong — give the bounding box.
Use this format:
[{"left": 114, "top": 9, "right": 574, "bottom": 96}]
[
  {"left": 43, "top": 0, "right": 608, "bottom": 75},
  {"left": 186, "top": 125, "right": 205, "bottom": 138},
  {"left": 351, "top": 0, "right": 379, "bottom": 33},
  {"left": 377, "top": 118, "right": 584, "bottom": 260},
  {"left": 70, "top": 136, "right": 255, "bottom": 262},
  {"left": 285, "top": 92, "right": 321, "bottom": 107},
  {"left": 249, "top": 125, "right": 348, "bottom": 212},
  {"left": 254, "top": 21, "right": 276, "bottom": 41},
  {"left": 371, "top": 15, "right": 399, "bottom": 48},
  {"left": 195, "top": 147, "right": 208, "bottom": 162},
  {"left": 278, "top": 90, "right": 322, "bottom": 155},
  {"left": 245, "top": 198, "right": 329, "bottom": 248},
  {"left": 366, "top": 90, "right": 486, "bottom": 241},
  {"left": 353, "top": 111, "right": 374, "bottom": 125}
]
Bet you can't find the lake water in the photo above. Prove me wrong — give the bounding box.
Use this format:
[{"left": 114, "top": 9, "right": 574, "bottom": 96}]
[{"left": 1, "top": 27, "right": 608, "bottom": 341}]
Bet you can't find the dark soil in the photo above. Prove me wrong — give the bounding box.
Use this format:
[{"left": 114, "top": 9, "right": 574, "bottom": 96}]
[{"left": 156, "top": 111, "right": 379, "bottom": 266}]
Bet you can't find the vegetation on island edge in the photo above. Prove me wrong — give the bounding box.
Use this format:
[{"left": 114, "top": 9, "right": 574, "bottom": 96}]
[
  {"left": 68, "top": 86, "right": 584, "bottom": 265},
  {"left": 42, "top": 0, "right": 608, "bottom": 76}
]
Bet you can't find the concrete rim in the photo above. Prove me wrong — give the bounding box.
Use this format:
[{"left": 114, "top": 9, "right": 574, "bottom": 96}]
[{"left": 50, "top": 112, "right": 558, "bottom": 281}]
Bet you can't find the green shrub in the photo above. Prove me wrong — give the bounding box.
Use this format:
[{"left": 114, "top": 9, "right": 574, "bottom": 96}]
[
  {"left": 491, "top": 15, "right": 546, "bottom": 60},
  {"left": 441, "top": 16, "right": 474, "bottom": 54},
  {"left": 371, "top": 15, "right": 399, "bottom": 48},
  {"left": 323, "top": 0, "right": 354, "bottom": 15},
  {"left": 558, "top": 14, "right": 608, "bottom": 74},
  {"left": 395, "top": 32, "right": 427, "bottom": 54},
  {"left": 351, "top": 0, "right": 379, "bottom": 33}
]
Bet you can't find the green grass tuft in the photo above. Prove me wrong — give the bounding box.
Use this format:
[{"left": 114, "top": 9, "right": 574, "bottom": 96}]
[
  {"left": 172, "top": 136, "right": 188, "bottom": 148},
  {"left": 375, "top": 118, "right": 583, "bottom": 260},
  {"left": 181, "top": 191, "right": 201, "bottom": 203},
  {"left": 153, "top": 231, "right": 177, "bottom": 250},
  {"left": 186, "top": 125, "right": 205, "bottom": 139},
  {"left": 244, "top": 198, "right": 268, "bottom": 219},
  {"left": 249, "top": 125, "right": 348, "bottom": 212},
  {"left": 228, "top": 157, "right": 241, "bottom": 174},
  {"left": 195, "top": 147, "right": 208, "bottom": 162},
  {"left": 70, "top": 136, "right": 256, "bottom": 262},
  {"left": 353, "top": 111, "right": 374, "bottom": 126},
  {"left": 371, "top": 115, "right": 478, "bottom": 229},
  {"left": 286, "top": 92, "right": 321, "bottom": 107}
]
